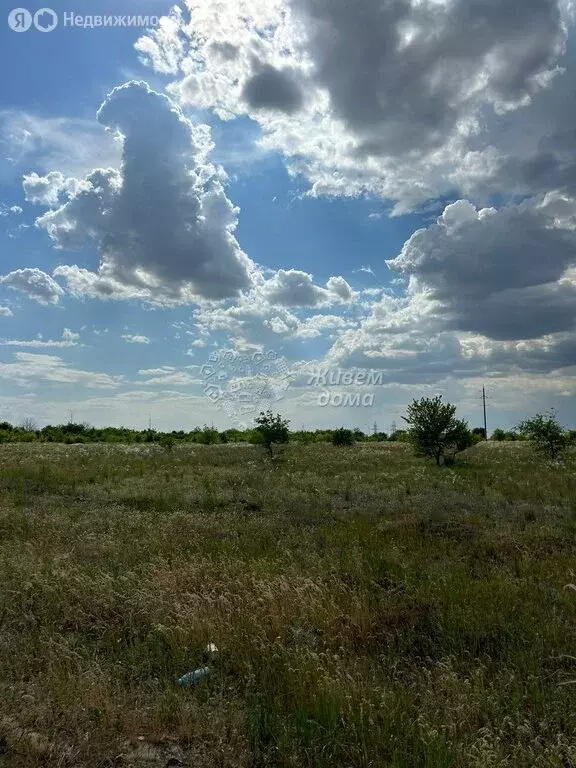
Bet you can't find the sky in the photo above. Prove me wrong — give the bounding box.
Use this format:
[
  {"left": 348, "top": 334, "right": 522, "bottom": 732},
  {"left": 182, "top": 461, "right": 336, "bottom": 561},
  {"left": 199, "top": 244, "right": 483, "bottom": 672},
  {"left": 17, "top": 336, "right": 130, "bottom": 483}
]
[{"left": 1, "top": 0, "right": 576, "bottom": 433}]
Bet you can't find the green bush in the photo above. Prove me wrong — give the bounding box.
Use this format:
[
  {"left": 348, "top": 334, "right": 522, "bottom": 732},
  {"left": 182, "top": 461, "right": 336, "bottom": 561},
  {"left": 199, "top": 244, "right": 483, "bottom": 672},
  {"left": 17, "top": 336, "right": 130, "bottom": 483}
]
[
  {"left": 403, "top": 395, "right": 474, "bottom": 466},
  {"left": 332, "top": 428, "right": 355, "bottom": 447},
  {"left": 254, "top": 411, "right": 290, "bottom": 457},
  {"left": 518, "top": 410, "right": 569, "bottom": 461}
]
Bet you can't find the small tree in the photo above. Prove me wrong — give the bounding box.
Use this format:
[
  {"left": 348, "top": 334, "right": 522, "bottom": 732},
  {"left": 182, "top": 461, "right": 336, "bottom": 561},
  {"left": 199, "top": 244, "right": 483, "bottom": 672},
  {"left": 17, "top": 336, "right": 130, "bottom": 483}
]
[
  {"left": 254, "top": 410, "right": 290, "bottom": 457},
  {"left": 159, "top": 435, "right": 175, "bottom": 452},
  {"left": 403, "top": 395, "right": 473, "bottom": 466},
  {"left": 517, "top": 410, "right": 568, "bottom": 461},
  {"left": 332, "top": 428, "right": 355, "bottom": 447}
]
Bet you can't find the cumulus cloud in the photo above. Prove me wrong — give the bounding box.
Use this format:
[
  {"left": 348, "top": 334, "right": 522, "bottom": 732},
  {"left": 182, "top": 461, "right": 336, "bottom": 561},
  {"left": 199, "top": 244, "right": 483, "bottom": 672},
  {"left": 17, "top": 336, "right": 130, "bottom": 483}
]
[
  {"left": 0, "top": 268, "right": 64, "bottom": 305},
  {"left": 32, "top": 81, "right": 255, "bottom": 304},
  {"left": 136, "top": 0, "right": 570, "bottom": 211},
  {"left": 318, "top": 194, "right": 576, "bottom": 384},
  {"left": 23, "top": 172, "right": 77, "bottom": 206},
  {"left": 289, "top": 0, "right": 565, "bottom": 156},
  {"left": 0, "top": 306, "right": 13, "bottom": 317},
  {"left": 387, "top": 197, "right": 576, "bottom": 340},
  {"left": 261, "top": 269, "right": 355, "bottom": 307}
]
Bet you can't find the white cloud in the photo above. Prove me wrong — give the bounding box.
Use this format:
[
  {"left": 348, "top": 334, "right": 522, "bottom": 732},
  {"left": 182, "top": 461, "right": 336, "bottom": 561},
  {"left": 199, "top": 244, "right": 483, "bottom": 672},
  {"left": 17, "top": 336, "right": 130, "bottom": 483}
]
[
  {"left": 0, "top": 204, "right": 22, "bottom": 217},
  {"left": 139, "top": 367, "right": 176, "bottom": 375},
  {"left": 23, "top": 172, "right": 78, "bottom": 206},
  {"left": 122, "top": 334, "right": 150, "bottom": 344},
  {"left": 136, "top": 0, "right": 569, "bottom": 212},
  {"left": 62, "top": 328, "right": 80, "bottom": 343},
  {"left": 0, "top": 328, "right": 80, "bottom": 348},
  {"left": 0, "top": 268, "right": 64, "bottom": 305},
  {"left": 261, "top": 269, "right": 355, "bottom": 307},
  {"left": 1, "top": 110, "right": 121, "bottom": 179},
  {"left": 387, "top": 197, "right": 576, "bottom": 340},
  {"left": 33, "top": 81, "right": 255, "bottom": 305},
  {"left": 138, "top": 370, "right": 201, "bottom": 387},
  {"left": 0, "top": 306, "right": 13, "bottom": 317},
  {"left": 0, "top": 353, "right": 122, "bottom": 389}
]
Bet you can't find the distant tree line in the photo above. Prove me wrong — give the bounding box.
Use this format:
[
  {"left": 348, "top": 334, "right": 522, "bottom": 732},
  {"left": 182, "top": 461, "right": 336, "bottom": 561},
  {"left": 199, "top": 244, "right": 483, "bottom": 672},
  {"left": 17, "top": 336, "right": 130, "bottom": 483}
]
[
  {"left": 1, "top": 407, "right": 574, "bottom": 464},
  {"left": 0, "top": 420, "right": 405, "bottom": 446}
]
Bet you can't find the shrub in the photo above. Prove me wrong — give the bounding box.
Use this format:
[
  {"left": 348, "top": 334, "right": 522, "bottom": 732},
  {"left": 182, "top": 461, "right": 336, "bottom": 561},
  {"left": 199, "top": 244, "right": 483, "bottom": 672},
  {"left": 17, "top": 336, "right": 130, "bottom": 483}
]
[
  {"left": 517, "top": 410, "right": 569, "bottom": 461},
  {"left": 159, "top": 436, "right": 175, "bottom": 452},
  {"left": 403, "top": 395, "right": 474, "bottom": 466},
  {"left": 389, "top": 430, "right": 409, "bottom": 443},
  {"left": 198, "top": 427, "right": 220, "bottom": 445},
  {"left": 332, "top": 428, "right": 355, "bottom": 447},
  {"left": 254, "top": 411, "right": 290, "bottom": 457}
]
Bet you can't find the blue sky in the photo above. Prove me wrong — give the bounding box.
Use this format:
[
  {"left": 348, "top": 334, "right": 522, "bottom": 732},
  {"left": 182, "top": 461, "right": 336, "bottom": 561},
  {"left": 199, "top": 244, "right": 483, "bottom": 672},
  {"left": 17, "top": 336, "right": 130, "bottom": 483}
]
[{"left": 1, "top": 0, "right": 575, "bottom": 432}]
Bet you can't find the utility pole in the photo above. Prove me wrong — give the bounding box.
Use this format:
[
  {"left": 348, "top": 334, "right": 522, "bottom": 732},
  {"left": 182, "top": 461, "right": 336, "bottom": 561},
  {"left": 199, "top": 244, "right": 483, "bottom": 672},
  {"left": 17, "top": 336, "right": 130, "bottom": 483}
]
[
  {"left": 482, "top": 386, "right": 488, "bottom": 440},
  {"left": 148, "top": 415, "right": 152, "bottom": 432},
  {"left": 373, "top": 421, "right": 378, "bottom": 435}
]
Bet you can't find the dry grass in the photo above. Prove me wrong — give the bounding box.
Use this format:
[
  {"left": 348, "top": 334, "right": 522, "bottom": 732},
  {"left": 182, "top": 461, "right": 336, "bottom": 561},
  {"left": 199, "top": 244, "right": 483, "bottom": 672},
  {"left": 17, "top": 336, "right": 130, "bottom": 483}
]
[{"left": 1, "top": 441, "right": 576, "bottom": 766}]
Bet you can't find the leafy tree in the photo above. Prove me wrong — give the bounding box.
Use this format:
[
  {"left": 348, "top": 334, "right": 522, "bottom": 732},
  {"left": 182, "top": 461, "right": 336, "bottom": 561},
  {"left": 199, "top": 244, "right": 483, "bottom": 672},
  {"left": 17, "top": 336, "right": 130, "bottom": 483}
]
[
  {"left": 403, "top": 395, "right": 474, "bottom": 466},
  {"left": 332, "top": 428, "right": 355, "bottom": 447},
  {"left": 492, "top": 428, "right": 506, "bottom": 441},
  {"left": 517, "top": 410, "right": 569, "bottom": 461},
  {"left": 254, "top": 410, "right": 290, "bottom": 457},
  {"left": 198, "top": 427, "right": 220, "bottom": 445},
  {"left": 472, "top": 427, "right": 487, "bottom": 440}
]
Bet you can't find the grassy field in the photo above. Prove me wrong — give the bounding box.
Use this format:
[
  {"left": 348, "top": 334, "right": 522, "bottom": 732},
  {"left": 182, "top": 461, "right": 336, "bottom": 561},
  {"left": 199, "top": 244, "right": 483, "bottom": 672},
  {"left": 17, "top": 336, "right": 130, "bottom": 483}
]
[{"left": 1, "top": 441, "right": 576, "bottom": 767}]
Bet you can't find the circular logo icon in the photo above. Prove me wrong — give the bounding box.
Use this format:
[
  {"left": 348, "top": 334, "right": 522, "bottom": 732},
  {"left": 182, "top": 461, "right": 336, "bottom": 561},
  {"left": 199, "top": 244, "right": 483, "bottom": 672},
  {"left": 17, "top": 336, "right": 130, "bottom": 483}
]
[
  {"left": 202, "top": 348, "right": 293, "bottom": 429},
  {"left": 34, "top": 7, "right": 57, "bottom": 31},
  {"left": 8, "top": 8, "right": 32, "bottom": 31}
]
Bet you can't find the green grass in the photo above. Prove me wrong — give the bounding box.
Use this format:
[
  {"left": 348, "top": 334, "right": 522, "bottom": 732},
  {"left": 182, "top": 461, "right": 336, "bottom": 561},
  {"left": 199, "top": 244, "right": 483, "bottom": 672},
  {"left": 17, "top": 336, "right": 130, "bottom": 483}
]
[{"left": 1, "top": 441, "right": 576, "bottom": 766}]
